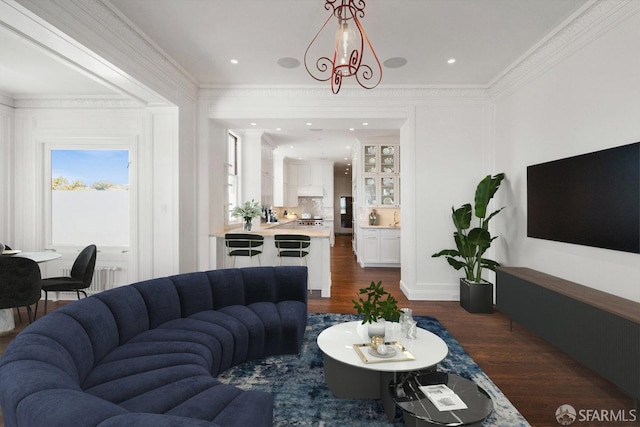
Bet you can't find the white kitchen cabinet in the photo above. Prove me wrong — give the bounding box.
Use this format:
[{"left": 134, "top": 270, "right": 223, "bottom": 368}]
[
  {"left": 380, "top": 229, "right": 401, "bottom": 263},
  {"left": 361, "top": 228, "right": 380, "bottom": 264},
  {"left": 356, "top": 227, "right": 400, "bottom": 267},
  {"left": 287, "top": 161, "right": 334, "bottom": 205}
]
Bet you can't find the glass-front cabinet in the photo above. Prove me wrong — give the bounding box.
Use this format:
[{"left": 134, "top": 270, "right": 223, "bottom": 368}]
[
  {"left": 363, "top": 144, "right": 378, "bottom": 173},
  {"left": 363, "top": 144, "right": 398, "bottom": 174},
  {"left": 364, "top": 177, "right": 377, "bottom": 205},
  {"left": 380, "top": 145, "right": 397, "bottom": 173},
  {"left": 363, "top": 176, "right": 398, "bottom": 206},
  {"left": 361, "top": 143, "right": 399, "bottom": 206}
]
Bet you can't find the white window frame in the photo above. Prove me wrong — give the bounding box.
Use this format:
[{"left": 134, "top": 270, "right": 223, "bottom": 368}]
[
  {"left": 226, "top": 132, "right": 241, "bottom": 225},
  {"left": 43, "top": 138, "right": 137, "bottom": 252}
]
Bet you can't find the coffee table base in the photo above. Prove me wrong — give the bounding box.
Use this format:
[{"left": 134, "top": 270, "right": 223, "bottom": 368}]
[{"left": 323, "top": 353, "right": 437, "bottom": 421}]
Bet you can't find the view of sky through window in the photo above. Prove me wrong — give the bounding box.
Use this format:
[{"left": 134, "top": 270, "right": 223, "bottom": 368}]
[{"left": 52, "top": 150, "right": 129, "bottom": 186}]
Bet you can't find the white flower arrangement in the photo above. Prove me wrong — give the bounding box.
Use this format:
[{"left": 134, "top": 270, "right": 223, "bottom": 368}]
[{"left": 231, "top": 199, "right": 262, "bottom": 221}]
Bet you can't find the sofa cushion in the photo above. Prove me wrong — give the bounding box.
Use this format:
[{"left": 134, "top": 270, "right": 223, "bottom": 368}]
[
  {"left": 206, "top": 269, "right": 245, "bottom": 309},
  {"left": 95, "top": 286, "right": 149, "bottom": 344},
  {"left": 133, "top": 277, "right": 182, "bottom": 328},
  {"left": 171, "top": 272, "right": 215, "bottom": 316},
  {"left": 16, "top": 389, "right": 127, "bottom": 427}
]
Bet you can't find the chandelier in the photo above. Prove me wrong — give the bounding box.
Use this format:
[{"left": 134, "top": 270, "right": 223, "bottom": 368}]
[{"left": 304, "top": 0, "right": 382, "bottom": 94}]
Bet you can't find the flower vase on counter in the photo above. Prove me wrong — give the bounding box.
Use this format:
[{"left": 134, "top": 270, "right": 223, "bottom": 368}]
[{"left": 231, "top": 199, "right": 262, "bottom": 232}]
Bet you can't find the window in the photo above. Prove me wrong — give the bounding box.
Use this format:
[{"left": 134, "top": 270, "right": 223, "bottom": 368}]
[
  {"left": 49, "top": 149, "right": 130, "bottom": 248},
  {"left": 227, "top": 133, "right": 240, "bottom": 224}
]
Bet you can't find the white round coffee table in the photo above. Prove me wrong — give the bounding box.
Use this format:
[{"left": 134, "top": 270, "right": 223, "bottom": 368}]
[{"left": 317, "top": 321, "right": 448, "bottom": 420}]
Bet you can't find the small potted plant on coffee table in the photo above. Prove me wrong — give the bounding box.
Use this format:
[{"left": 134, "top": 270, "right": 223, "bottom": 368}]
[{"left": 352, "top": 281, "right": 402, "bottom": 339}]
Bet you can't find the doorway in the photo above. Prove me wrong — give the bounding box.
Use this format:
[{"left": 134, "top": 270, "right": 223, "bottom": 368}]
[{"left": 339, "top": 196, "right": 353, "bottom": 234}]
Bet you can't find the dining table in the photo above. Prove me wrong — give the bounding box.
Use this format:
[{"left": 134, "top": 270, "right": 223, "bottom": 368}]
[{"left": 0, "top": 250, "right": 63, "bottom": 335}]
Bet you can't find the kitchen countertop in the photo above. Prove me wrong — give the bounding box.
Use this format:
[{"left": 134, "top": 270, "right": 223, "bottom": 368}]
[
  {"left": 359, "top": 225, "right": 401, "bottom": 229},
  {"left": 212, "top": 221, "right": 330, "bottom": 238}
]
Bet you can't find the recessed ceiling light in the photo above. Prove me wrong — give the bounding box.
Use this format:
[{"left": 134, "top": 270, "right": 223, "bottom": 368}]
[
  {"left": 230, "top": 59, "right": 239, "bottom": 65},
  {"left": 362, "top": 122, "right": 369, "bottom": 126},
  {"left": 447, "top": 58, "right": 456, "bottom": 64},
  {"left": 349, "top": 128, "right": 355, "bottom": 131},
  {"left": 306, "top": 122, "right": 312, "bottom": 126},
  {"left": 250, "top": 122, "right": 257, "bottom": 126},
  {"left": 289, "top": 146, "right": 294, "bottom": 149},
  {"left": 276, "top": 128, "right": 281, "bottom": 131},
  {"left": 346, "top": 145, "right": 351, "bottom": 149}
]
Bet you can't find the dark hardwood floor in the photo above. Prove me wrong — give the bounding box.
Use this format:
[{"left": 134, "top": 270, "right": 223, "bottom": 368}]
[{"left": 1, "top": 235, "right": 636, "bottom": 426}]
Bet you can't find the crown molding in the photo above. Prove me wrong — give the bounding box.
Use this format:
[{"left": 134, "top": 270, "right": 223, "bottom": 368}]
[
  {"left": 488, "top": 0, "right": 640, "bottom": 99},
  {"left": 13, "top": 96, "right": 143, "bottom": 109},
  {"left": 0, "top": 93, "right": 15, "bottom": 108},
  {"left": 198, "top": 85, "right": 488, "bottom": 100}
]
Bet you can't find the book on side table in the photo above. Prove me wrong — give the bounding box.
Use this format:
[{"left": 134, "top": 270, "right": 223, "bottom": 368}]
[{"left": 419, "top": 384, "right": 468, "bottom": 411}]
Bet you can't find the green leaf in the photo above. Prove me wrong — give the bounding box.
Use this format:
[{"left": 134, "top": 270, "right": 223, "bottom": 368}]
[
  {"left": 446, "top": 257, "right": 467, "bottom": 271},
  {"left": 482, "top": 207, "right": 505, "bottom": 229},
  {"left": 474, "top": 173, "right": 505, "bottom": 219},
  {"left": 452, "top": 204, "right": 472, "bottom": 230},
  {"left": 481, "top": 258, "right": 500, "bottom": 271},
  {"left": 432, "top": 249, "right": 460, "bottom": 258},
  {"left": 468, "top": 227, "right": 491, "bottom": 250}
]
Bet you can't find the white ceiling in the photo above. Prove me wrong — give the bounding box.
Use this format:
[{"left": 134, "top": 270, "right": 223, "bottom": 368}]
[{"left": 1, "top": 0, "right": 588, "bottom": 172}]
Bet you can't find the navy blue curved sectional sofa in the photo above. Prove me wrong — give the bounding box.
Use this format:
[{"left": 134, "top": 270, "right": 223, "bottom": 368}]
[{"left": 0, "top": 266, "right": 308, "bottom": 427}]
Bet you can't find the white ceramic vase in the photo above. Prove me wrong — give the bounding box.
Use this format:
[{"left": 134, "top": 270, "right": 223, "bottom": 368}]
[{"left": 367, "top": 319, "right": 386, "bottom": 338}]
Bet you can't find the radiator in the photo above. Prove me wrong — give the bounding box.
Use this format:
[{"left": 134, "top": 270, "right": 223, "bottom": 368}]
[{"left": 61, "top": 266, "right": 120, "bottom": 294}]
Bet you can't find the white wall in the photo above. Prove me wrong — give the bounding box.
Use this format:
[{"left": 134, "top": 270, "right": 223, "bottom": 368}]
[
  {"left": 403, "top": 102, "right": 493, "bottom": 300},
  {"left": 493, "top": 9, "right": 640, "bottom": 302}
]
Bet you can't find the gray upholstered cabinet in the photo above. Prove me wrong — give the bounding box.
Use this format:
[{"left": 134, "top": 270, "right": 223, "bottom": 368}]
[{"left": 496, "top": 267, "right": 640, "bottom": 404}]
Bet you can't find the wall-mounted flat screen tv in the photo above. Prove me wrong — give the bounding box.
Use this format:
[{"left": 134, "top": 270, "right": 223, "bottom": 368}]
[{"left": 527, "top": 142, "right": 640, "bottom": 254}]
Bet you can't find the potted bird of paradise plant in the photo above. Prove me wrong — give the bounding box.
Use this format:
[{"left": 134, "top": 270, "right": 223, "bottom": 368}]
[{"left": 432, "top": 173, "right": 506, "bottom": 313}]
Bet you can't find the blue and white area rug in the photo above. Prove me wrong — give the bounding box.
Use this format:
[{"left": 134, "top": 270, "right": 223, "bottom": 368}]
[{"left": 217, "top": 313, "right": 530, "bottom": 426}]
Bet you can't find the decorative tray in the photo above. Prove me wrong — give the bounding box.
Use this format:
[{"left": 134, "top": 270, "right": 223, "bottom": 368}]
[
  {"left": 1, "top": 250, "right": 21, "bottom": 256},
  {"left": 353, "top": 341, "right": 415, "bottom": 364}
]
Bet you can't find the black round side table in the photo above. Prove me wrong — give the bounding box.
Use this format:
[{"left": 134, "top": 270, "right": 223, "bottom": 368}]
[{"left": 390, "top": 371, "right": 493, "bottom": 426}]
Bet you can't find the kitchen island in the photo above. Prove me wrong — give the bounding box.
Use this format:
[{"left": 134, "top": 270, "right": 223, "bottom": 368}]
[{"left": 211, "top": 221, "right": 331, "bottom": 297}]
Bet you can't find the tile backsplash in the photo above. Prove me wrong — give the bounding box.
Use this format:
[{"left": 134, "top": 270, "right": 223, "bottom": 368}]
[{"left": 297, "top": 197, "right": 323, "bottom": 217}]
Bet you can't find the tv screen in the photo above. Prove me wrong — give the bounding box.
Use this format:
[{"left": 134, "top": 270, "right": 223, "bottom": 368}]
[{"left": 527, "top": 142, "right": 640, "bottom": 254}]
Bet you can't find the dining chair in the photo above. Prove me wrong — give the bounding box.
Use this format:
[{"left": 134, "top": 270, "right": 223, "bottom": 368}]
[
  {"left": 39, "top": 244, "right": 97, "bottom": 316},
  {"left": 224, "top": 234, "right": 264, "bottom": 267},
  {"left": 0, "top": 256, "right": 43, "bottom": 324},
  {"left": 274, "top": 234, "right": 311, "bottom": 265}
]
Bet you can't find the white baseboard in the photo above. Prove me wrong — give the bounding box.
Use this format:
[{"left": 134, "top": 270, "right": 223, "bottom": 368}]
[{"left": 399, "top": 280, "right": 459, "bottom": 301}]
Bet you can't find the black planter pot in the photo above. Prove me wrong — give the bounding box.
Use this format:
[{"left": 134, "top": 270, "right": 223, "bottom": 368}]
[{"left": 459, "top": 278, "right": 494, "bottom": 313}]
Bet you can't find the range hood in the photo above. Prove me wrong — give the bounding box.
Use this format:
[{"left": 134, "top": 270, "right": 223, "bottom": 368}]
[{"left": 297, "top": 185, "right": 323, "bottom": 197}]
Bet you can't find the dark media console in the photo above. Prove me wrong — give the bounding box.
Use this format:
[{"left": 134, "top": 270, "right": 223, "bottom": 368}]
[{"left": 496, "top": 267, "right": 640, "bottom": 404}]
